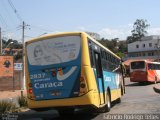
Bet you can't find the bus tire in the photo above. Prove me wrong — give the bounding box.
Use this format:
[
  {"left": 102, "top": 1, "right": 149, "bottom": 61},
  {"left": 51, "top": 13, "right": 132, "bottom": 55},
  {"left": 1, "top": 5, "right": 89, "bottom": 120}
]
[
  {"left": 97, "top": 90, "right": 111, "bottom": 113},
  {"left": 116, "top": 98, "right": 121, "bottom": 103},
  {"left": 105, "top": 91, "right": 111, "bottom": 112}
]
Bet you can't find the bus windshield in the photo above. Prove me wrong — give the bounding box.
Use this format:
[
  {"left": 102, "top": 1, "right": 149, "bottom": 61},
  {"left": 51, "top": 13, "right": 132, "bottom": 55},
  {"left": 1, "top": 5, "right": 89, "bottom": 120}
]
[
  {"left": 27, "top": 36, "right": 81, "bottom": 66},
  {"left": 131, "top": 61, "right": 145, "bottom": 69}
]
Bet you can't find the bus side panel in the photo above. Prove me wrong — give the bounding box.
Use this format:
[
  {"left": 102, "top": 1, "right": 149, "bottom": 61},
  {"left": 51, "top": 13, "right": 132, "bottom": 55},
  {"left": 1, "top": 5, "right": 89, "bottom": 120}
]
[
  {"left": 155, "top": 70, "right": 160, "bottom": 82},
  {"left": 110, "top": 89, "right": 121, "bottom": 101},
  {"left": 81, "top": 33, "right": 91, "bottom": 66},
  {"left": 80, "top": 33, "right": 101, "bottom": 107},
  {"left": 148, "top": 70, "right": 156, "bottom": 82},
  {"left": 93, "top": 69, "right": 122, "bottom": 102},
  {"left": 148, "top": 70, "right": 160, "bottom": 82},
  {"left": 103, "top": 71, "right": 122, "bottom": 101},
  {"left": 81, "top": 66, "right": 100, "bottom": 107}
]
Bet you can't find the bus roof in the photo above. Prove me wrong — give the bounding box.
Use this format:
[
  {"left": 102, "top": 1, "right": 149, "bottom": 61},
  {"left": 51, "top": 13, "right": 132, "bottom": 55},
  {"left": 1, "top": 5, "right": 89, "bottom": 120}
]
[
  {"left": 25, "top": 32, "right": 121, "bottom": 60},
  {"left": 85, "top": 33, "right": 121, "bottom": 60},
  {"left": 129, "top": 59, "right": 160, "bottom": 64}
]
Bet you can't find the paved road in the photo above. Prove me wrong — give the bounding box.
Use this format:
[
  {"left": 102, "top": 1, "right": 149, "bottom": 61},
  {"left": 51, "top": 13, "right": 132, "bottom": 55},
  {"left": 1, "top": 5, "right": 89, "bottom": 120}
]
[
  {"left": 94, "top": 78, "right": 160, "bottom": 120},
  {"left": 16, "top": 78, "right": 160, "bottom": 120}
]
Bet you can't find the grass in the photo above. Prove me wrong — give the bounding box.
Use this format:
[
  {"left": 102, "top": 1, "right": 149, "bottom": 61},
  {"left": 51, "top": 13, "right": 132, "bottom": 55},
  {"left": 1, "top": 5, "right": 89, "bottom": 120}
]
[
  {"left": 17, "top": 96, "right": 28, "bottom": 108},
  {"left": 0, "top": 95, "right": 28, "bottom": 113},
  {"left": 0, "top": 100, "right": 18, "bottom": 113}
]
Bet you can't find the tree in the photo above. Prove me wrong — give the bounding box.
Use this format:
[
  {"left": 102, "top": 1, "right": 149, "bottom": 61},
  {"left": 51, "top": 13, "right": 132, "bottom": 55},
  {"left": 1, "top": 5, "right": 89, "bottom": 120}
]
[
  {"left": 2, "top": 39, "right": 23, "bottom": 61},
  {"left": 98, "top": 37, "right": 128, "bottom": 59},
  {"left": 127, "top": 19, "right": 150, "bottom": 43}
]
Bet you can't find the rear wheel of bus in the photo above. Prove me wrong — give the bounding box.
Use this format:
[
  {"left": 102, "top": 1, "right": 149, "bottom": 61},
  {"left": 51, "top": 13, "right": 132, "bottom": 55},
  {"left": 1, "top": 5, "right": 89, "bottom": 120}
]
[
  {"left": 106, "top": 91, "right": 111, "bottom": 112},
  {"left": 98, "top": 90, "right": 111, "bottom": 113}
]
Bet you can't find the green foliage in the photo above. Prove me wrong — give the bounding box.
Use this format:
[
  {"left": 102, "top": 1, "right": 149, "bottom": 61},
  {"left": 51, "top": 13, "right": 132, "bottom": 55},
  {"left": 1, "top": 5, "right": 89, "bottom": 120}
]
[
  {"left": 0, "top": 100, "right": 17, "bottom": 113},
  {"left": 116, "top": 52, "right": 125, "bottom": 58},
  {"left": 127, "top": 19, "right": 150, "bottom": 43},
  {"left": 118, "top": 41, "right": 127, "bottom": 53},
  {"left": 98, "top": 38, "right": 127, "bottom": 58},
  {"left": 2, "top": 39, "right": 23, "bottom": 62},
  {"left": 14, "top": 50, "right": 23, "bottom": 61},
  {"left": 17, "top": 96, "right": 28, "bottom": 107}
]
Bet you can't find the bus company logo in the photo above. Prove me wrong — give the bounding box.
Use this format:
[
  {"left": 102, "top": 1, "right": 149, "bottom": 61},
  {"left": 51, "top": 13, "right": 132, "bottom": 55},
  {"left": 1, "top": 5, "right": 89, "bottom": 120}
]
[
  {"left": 34, "top": 82, "right": 63, "bottom": 89},
  {"left": 57, "top": 66, "right": 77, "bottom": 81},
  {"left": 104, "top": 76, "right": 111, "bottom": 82}
]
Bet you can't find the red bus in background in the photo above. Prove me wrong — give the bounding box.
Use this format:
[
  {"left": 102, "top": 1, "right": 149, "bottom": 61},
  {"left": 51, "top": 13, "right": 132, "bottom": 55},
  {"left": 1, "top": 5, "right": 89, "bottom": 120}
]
[{"left": 130, "top": 60, "right": 160, "bottom": 83}]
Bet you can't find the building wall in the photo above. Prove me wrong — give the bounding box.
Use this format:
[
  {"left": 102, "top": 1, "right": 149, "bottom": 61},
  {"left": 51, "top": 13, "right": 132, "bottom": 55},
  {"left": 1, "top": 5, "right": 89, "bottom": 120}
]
[
  {"left": 127, "top": 35, "right": 160, "bottom": 60},
  {"left": 128, "top": 38, "right": 159, "bottom": 52},
  {"left": 0, "top": 71, "right": 22, "bottom": 91}
]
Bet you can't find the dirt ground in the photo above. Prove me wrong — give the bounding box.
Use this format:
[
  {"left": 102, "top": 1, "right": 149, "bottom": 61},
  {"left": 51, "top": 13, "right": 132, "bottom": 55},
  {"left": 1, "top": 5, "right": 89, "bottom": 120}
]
[{"left": 0, "top": 90, "right": 26, "bottom": 100}]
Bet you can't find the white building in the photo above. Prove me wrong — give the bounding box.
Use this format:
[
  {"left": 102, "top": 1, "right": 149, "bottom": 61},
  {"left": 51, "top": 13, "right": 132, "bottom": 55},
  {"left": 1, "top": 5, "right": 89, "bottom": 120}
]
[{"left": 127, "top": 35, "right": 160, "bottom": 60}]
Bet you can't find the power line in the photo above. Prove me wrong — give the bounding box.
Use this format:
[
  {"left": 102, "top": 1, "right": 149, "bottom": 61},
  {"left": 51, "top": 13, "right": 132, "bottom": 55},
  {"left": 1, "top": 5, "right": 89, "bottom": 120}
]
[
  {"left": 29, "top": 24, "right": 53, "bottom": 32},
  {"left": 1, "top": 0, "right": 17, "bottom": 26},
  {"left": 0, "top": 13, "right": 9, "bottom": 28},
  {"left": 0, "top": 0, "right": 22, "bottom": 40},
  {"left": 7, "top": 0, "right": 23, "bottom": 22}
]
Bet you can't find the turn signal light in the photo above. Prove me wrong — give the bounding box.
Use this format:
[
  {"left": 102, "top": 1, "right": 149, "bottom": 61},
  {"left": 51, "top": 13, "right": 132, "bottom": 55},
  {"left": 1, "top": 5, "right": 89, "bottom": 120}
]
[
  {"left": 80, "top": 76, "right": 84, "bottom": 82},
  {"left": 28, "top": 83, "right": 32, "bottom": 87},
  {"left": 29, "top": 89, "right": 33, "bottom": 94}
]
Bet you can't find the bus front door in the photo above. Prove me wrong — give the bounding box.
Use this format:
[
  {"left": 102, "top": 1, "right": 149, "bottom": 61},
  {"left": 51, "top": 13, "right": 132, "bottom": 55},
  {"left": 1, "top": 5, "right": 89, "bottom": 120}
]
[{"left": 94, "top": 52, "right": 105, "bottom": 105}]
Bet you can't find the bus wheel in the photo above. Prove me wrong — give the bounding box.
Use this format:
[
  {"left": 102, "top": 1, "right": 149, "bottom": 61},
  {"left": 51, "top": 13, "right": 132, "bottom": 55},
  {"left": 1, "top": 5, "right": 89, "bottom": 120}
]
[
  {"left": 116, "top": 98, "right": 121, "bottom": 103},
  {"left": 97, "top": 91, "right": 111, "bottom": 113},
  {"left": 105, "top": 91, "right": 111, "bottom": 112}
]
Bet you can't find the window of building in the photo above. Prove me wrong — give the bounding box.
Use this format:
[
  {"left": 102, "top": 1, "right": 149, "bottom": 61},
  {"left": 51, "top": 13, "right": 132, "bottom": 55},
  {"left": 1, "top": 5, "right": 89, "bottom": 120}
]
[
  {"left": 148, "top": 52, "right": 154, "bottom": 56},
  {"left": 143, "top": 53, "right": 145, "bottom": 56},
  {"left": 148, "top": 52, "right": 151, "bottom": 56},
  {"left": 136, "top": 45, "right": 139, "bottom": 48},
  {"left": 149, "top": 43, "right": 152, "bottom": 47},
  {"left": 143, "top": 44, "right": 145, "bottom": 47}
]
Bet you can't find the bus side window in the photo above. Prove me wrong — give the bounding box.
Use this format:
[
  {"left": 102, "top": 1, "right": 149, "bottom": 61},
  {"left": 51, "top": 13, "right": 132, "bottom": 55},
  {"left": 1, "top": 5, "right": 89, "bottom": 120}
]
[
  {"left": 153, "top": 64, "right": 156, "bottom": 70},
  {"left": 150, "top": 64, "right": 153, "bottom": 70},
  {"left": 88, "top": 40, "right": 95, "bottom": 68},
  {"left": 149, "top": 64, "right": 154, "bottom": 70},
  {"left": 154, "top": 64, "right": 157, "bottom": 70},
  {"left": 148, "top": 64, "right": 151, "bottom": 70},
  {"left": 158, "top": 65, "right": 160, "bottom": 69}
]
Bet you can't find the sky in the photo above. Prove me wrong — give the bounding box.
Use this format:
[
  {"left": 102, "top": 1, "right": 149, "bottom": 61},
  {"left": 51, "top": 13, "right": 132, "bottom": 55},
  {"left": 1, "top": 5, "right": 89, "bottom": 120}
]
[{"left": 0, "top": 0, "right": 160, "bottom": 42}]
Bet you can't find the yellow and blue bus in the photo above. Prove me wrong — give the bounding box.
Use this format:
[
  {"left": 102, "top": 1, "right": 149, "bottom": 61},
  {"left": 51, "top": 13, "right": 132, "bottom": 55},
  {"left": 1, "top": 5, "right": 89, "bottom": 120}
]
[{"left": 25, "top": 32, "right": 125, "bottom": 115}]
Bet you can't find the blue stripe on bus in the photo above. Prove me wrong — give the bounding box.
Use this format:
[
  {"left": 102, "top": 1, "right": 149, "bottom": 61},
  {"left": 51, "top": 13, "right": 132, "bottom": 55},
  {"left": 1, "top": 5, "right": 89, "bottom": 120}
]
[{"left": 94, "top": 69, "right": 120, "bottom": 93}]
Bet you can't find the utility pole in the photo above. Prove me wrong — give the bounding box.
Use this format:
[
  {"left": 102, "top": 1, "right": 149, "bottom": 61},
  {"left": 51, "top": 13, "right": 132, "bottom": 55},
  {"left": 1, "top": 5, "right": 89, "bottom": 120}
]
[
  {"left": 21, "top": 21, "right": 25, "bottom": 92},
  {"left": 21, "top": 21, "right": 29, "bottom": 93}
]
